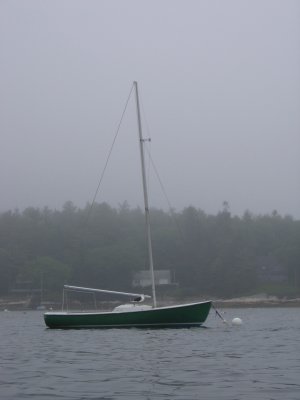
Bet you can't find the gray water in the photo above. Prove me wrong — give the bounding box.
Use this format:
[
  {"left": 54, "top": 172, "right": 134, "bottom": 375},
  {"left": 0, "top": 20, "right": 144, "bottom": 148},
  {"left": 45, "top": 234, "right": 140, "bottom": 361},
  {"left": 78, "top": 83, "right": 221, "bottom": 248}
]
[{"left": 0, "top": 308, "right": 300, "bottom": 400}]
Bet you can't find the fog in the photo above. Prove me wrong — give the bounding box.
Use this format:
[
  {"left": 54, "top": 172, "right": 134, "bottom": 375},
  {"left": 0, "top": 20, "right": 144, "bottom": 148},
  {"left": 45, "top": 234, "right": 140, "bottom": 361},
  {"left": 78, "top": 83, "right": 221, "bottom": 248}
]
[{"left": 1, "top": 0, "right": 299, "bottom": 217}]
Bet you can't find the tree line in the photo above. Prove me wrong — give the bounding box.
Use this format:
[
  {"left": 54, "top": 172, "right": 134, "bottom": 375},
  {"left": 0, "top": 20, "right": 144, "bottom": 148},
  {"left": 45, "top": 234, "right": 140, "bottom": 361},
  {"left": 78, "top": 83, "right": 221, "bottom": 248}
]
[{"left": 0, "top": 201, "right": 299, "bottom": 299}]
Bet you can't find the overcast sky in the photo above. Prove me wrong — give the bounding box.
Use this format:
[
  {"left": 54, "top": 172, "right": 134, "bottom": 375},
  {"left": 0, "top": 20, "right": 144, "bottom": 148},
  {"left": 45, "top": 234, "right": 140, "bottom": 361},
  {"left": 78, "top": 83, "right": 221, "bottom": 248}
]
[{"left": 1, "top": 0, "right": 299, "bottom": 217}]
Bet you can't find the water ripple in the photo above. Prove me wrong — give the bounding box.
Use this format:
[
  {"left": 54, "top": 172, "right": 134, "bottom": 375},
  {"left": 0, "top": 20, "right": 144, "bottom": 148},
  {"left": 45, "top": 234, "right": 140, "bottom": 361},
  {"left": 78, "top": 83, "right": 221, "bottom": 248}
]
[{"left": 1, "top": 309, "right": 300, "bottom": 399}]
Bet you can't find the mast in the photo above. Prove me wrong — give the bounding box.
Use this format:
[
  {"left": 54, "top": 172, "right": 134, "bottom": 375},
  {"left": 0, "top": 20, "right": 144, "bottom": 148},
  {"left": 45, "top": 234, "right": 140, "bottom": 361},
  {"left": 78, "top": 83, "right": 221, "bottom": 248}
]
[{"left": 134, "top": 81, "right": 157, "bottom": 308}]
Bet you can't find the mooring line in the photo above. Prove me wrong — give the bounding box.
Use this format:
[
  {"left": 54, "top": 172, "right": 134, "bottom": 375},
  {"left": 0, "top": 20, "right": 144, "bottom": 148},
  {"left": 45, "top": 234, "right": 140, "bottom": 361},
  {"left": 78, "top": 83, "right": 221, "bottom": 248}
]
[{"left": 212, "top": 303, "right": 228, "bottom": 324}]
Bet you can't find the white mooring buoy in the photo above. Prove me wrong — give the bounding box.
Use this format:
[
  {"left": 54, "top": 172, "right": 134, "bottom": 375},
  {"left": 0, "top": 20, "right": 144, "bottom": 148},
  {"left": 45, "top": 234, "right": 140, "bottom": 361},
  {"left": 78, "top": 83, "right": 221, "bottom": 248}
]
[{"left": 232, "top": 317, "right": 243, "bottom": 326}]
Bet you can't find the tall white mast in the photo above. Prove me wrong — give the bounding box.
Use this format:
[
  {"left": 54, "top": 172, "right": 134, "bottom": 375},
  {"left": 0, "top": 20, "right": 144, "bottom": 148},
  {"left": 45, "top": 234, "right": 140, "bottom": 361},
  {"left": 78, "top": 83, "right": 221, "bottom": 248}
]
[{"left": 134, "top": 81, "right": 157, "bottom": 308}]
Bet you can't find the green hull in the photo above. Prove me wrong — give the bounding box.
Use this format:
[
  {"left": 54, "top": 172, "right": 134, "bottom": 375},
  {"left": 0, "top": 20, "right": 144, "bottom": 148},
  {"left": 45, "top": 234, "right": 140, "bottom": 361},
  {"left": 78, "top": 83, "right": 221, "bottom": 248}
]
[{"left": 44, "top": 301, "right": 211, "bottom": 329}]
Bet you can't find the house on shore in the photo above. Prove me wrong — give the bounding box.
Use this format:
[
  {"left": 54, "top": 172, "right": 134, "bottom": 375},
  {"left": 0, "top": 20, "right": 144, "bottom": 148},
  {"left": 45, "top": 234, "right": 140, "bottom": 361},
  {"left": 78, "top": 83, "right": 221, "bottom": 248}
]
[{"left": 133, "top": 270, "right": 175, "bottom": 287}]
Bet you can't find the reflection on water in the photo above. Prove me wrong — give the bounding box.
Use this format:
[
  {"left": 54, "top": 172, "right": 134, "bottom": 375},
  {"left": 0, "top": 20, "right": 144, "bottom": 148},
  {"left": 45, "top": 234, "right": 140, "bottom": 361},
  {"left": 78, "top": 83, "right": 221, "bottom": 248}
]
[{"left": 1, "top": 308, "right": 300, "bottom": 399}]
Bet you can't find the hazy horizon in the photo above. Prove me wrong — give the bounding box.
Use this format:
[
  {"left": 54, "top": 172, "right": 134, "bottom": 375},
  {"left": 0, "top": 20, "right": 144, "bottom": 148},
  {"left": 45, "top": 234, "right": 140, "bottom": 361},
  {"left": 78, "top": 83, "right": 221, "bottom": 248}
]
[{"left": 1, "top": 1, "right": 299, "bottom": 218}]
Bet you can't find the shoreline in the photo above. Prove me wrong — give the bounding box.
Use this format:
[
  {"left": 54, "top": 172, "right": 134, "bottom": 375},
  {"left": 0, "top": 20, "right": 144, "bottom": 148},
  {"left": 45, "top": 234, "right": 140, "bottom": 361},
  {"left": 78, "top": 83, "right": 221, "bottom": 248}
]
[
  {"left": 1, "top": 296, "right": 300, "bottom": 311},
  {"left": 214, "top": 299, "right": 300, "bottom": 308}
]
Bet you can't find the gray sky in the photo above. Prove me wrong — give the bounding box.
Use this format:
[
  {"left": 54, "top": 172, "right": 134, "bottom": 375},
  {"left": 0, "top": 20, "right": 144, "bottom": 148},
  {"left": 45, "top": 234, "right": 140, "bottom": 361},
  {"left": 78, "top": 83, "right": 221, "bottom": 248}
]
[{"left": 1, "top": 0, "right": 299, "bottom": 217}]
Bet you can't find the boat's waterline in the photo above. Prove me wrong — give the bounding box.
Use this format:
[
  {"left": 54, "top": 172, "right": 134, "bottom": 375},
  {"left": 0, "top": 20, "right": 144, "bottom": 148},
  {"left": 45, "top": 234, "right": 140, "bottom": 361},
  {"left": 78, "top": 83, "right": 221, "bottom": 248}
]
[{"left": 44, "top": 301, "right": 212, "bottom": 329}]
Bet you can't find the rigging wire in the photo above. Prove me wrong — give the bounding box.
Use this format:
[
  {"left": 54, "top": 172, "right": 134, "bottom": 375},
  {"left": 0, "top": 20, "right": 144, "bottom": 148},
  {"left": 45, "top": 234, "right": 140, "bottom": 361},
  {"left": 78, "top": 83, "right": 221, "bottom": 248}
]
[
  {"left": 139, "top": 95, "right": 170, "bottom": 210},
  {"left": 140, "top": 97, "right": 186, "bottom": 243},
  {"left": 139, "top": 96, "right": 152, "bottom": 200},
  {"left": 144, "top": 146, "right": 186, "bottom": 242},
  {"left": 146, "top": 138, "right": 152, "bottom": 201},
  {"left": 86, "top": 83, "right": 134, "bottom": 222},
  {"left": 85, "top": 82, "right": 185, "bottom": 245},
  {"left": 140, "top": 94, "right": 154, "bottom": 273}
]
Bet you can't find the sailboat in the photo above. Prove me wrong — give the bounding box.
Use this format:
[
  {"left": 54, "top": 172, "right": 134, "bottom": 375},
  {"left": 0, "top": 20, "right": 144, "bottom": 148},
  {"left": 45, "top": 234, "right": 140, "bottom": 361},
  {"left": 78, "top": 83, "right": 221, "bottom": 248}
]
[{"left": 44, "top": 82, "right": 211, "bottom": 329}]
